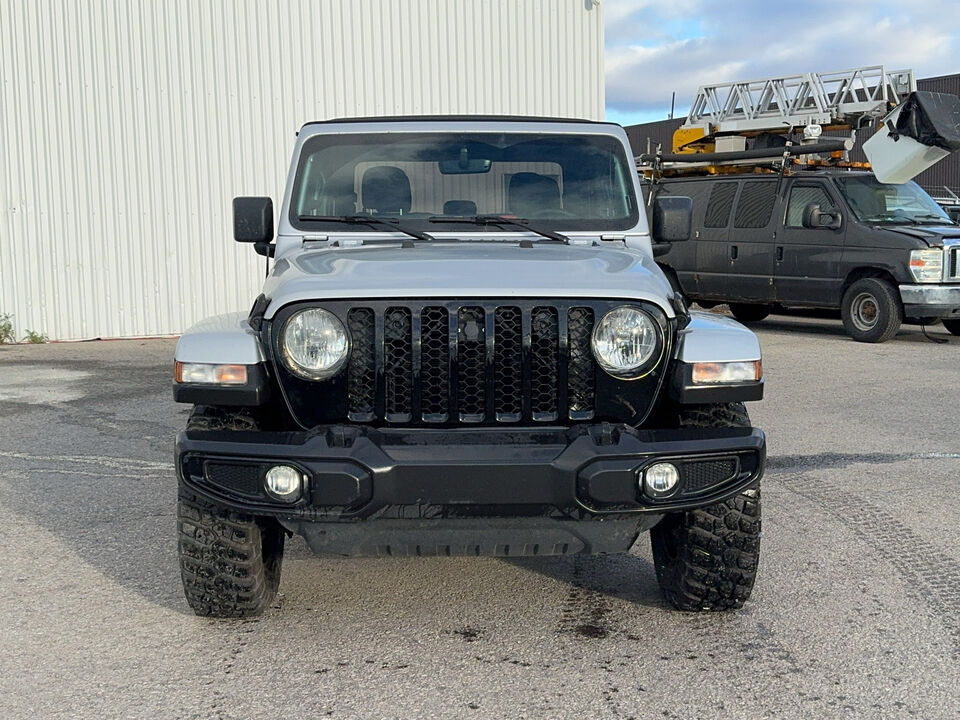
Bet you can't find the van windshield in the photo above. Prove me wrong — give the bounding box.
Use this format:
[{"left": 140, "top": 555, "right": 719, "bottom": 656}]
[
  {"left": 289, "top": 131, "right": 639, "bottom": 232},
  {"left": 835, "top": 176, "right": 953, "bottom": 225}
]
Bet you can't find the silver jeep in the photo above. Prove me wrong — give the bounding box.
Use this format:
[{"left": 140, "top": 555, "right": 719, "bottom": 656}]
[{"left": 173, "top": 117, "right": 766, "bottom": 617}]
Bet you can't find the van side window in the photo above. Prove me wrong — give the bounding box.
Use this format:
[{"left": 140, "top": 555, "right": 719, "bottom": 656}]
[
  {"left": 786, "top": 186, "right": 835, "bottom": 227},
  {"left": 704, "top": 182, "right": 737, "bottom": 228},
  {"left": 734, "top": 182, "right": 777, "bottom": 228}
]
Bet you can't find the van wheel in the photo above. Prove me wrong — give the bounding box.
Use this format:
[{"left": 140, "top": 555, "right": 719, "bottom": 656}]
[
  {"left": 729, "top": 303, "right": 770, "bottom": 323},
  {"left": 841, "top": 278, "right": 902, "bottom": 343},
  {"left": 943, "top": 319, "right": 960, "bottom": 336}
]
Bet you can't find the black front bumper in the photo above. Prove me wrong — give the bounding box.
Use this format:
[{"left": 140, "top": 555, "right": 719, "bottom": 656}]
[
  {"left": 178, "top": 422, "right": 764, "bottom": 520},
  {"left": 177, "top": 423, "right": 764, "bottom": 556}
]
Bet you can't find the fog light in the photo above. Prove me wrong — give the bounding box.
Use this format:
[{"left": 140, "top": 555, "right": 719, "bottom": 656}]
[
  {"left": 642, "top": 462, "right": 680, "bottom": 497},
  {"left": 265, "top": 465, "right": 304, "bottom": 501}
]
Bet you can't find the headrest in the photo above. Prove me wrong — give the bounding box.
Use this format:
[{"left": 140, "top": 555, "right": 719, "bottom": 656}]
[
  {"left": 442, "top": 200, "right": 477, "bottom": 216},
  {"left": 508, "top": 173, "right": 561, "bottom": 216},
  {"left": 361, "top": 166, "right": 411, "bottom": 214}
]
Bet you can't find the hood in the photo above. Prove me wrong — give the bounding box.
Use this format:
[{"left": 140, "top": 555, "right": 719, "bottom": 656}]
[
  {"left": 885, "top": 225, "right": 960, "bottom": 246},
  {"left": 261, "top": 243, "right": 675, "bottom": 319}
]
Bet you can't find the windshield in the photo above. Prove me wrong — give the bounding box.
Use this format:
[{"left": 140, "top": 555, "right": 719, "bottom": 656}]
[
  {"left": 835, "top": 175, "right": 953, "bottom": 224},
  {"left": 289, "top": 131, "right": 639, "bottom": 232}
]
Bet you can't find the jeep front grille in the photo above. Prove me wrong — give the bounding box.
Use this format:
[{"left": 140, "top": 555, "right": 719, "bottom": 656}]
[{"left": 339, "top": 302, "right": 597, "bottom": 425}]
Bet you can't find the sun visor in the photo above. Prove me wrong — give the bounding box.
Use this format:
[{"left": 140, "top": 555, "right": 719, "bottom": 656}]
[{"left": 864, "top": 91, "right": 960, "bottom": 184}]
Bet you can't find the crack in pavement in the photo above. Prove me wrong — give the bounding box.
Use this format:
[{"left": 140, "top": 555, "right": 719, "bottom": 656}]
[
  {"left": 0, "top": 451, "right": 172, "bottom": 472},
  {"left": 767, "top": 451, "right": 960, "bottom": 473}
]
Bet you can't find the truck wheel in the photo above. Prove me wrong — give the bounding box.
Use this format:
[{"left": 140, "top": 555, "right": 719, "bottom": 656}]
[
  {"left": 728, "top": 303, "right": 770, "bottom": 323},
  {"left": 178, "top": 405, "right": 284, "bottom": 617},
  {"left": 650, "top": 403, "right": 760, "bottom": 611},
  {"left": 942, "top": 318, "right": 960, "bottom": 336},
  {"left": 840, "top": 278, "right": 902, "bottom": 343},
  {"left": 178, "top": 490, "right": 284, "bottom": 617}
]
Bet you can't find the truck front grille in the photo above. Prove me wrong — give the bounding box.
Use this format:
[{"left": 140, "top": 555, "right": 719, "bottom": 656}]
[
  {"left": 949, "top": 246, "right": 960, "bottom": 280},
  {"left": 341, "top": 302, "right": 596, "bottom": 425}
]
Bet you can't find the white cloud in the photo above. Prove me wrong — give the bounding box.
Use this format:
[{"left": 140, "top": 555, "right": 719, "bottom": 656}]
[{"left": 604, "top": 0, "right": 960, "bottom": 118}]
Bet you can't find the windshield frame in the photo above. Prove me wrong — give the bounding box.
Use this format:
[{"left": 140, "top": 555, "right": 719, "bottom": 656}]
[
  {"left": 834, "top": 175, "right": 954, "bottom": 225},
  {"left": 285, "top": 127, "right": 641, "bottom": 234}
]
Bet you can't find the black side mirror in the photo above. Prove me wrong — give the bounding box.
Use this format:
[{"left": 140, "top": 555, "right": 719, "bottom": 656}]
[
  {"left": 652, "top": 196, "right": 693, "bottom": 243},
  {"left": 233, "top": 197, "right": 274, "bottom": 244},
  {"left": 802, "top": 203, "right": 842, "bottom": 230}
]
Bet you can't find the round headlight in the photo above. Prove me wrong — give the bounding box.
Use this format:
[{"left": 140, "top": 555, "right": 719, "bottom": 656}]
[
  {"left": 280, "top": 308, "right": 350, "bottom": 380},
  {"left": 592, "top": 306, "right": 662, "bottom": 378}
]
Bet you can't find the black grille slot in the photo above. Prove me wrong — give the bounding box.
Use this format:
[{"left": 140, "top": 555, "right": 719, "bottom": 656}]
[
  {"left": 420, "top": 307, "right": 450, "bottom": 421},
  {"left": 567, "top": 307, "right": 595, "bottom": 419},
  {"left": 346, "top": 308, "right": 376, "bottom": 421},
  {"left": 204, "top": 462, "right": 261, "bottom": 496},
  {"left": 494, "top": 307, "right": 523, "bottom": 421},
  {"left": 951, "top": 247, "right": 959, "bottom": 279},
  {"left": 530, "top": 306, "right": 559, "bottom": 421},
  {"left": 457, "top": 306, "right": 486, "bottom": 422},
  {"left": 383, "top": 307, "right": 413, "bottom": 422},
  {"left": 680, "top": 459, "right": 738, "bottom": 495}
]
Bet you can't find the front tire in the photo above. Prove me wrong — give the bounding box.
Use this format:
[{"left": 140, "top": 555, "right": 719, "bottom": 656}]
[
  {"left": 650, "top": 403, "right": 761, "bottom": 611},
  {"left": 841, "top": 278, "right": 902, "bottom": 343},
  {"left": 177, "top": 406, "right": 285, "bottom": 617},
  {"left": 942, "top": 318, "right": 960, "bottom": 336},
  {"left": 178, "top": 490, "right": 285, "bottom": 617},
  {"left": 728, "top": 303, "right": 771, "bottom": 323}
]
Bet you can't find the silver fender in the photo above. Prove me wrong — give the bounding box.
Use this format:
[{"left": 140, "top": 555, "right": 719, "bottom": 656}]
[
  {"left": 174, "top": 313, "right": 265, "bottom": 365},
  {"left": 675, "top": 311, "right": 762, "bottom": 364}
]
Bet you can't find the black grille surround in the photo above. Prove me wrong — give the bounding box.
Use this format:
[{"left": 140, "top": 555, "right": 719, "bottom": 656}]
[{"left": 267, "top": 299, "right": 673, "bottom": 429}]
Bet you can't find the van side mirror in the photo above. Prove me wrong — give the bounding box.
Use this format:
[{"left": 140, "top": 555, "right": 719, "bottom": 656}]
[
  {"left": 234, "top": 197, "right": 274, "bottom": 244},
  {"left": 652, "top": 196, "right": 693, "bottom": 243},
  {"left": 802, "top": 203, "right": 842, "bottom": 230}
]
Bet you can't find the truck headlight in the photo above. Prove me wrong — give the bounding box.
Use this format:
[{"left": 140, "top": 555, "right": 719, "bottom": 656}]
[
  {"left": 909, "top": 248, "right": 944, "bottom": 283},
  {"left": 280, "top": 308, "right": 350, "bottom": 380},
  {"left": 591, "top": 306, "right": 663, "bottom": 378}
]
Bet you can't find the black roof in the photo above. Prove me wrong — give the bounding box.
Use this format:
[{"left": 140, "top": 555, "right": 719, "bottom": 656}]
[{"left": 300, "top": 115, "right": 617, "bottom": 131}]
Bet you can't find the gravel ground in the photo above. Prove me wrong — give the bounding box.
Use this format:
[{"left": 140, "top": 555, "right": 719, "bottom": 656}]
[{"left": 0, "top": 314, "right": 958, "bottom": 720}]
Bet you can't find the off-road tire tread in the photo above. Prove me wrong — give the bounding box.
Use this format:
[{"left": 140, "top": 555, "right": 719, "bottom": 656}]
[
  {"left": 186, "top": 405, "right": 260, "bottom": 432},
  {"left": 179, "top": 405, "right": 283, "bottom": 617},
  {"left": 651, "top": 402, "right": 760, "bottom": 611},
  {"left": 177, "top": 488, "right": 284, "bottom": 617},
  {"left": 840, "top": 278, "right": 902, "bottom": 343}
]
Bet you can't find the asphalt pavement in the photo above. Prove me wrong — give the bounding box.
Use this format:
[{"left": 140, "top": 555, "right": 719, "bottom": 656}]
[{"left": 0, "top": 313, "right": 958, "bottom": 720}]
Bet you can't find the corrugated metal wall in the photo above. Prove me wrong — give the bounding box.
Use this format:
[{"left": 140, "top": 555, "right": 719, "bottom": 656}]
[{"left": 0, "top": 0, "right": 603, "bottom": 341}]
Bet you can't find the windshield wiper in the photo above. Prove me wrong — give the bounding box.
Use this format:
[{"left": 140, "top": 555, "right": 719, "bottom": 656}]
[
  {"left": 912, "top": 213, "right": 954, "bottom": 223},
  {"left": 862, "top": 214, "right": 919, "bottom": 225},
  {"left": 297, "top": 214, "right": 434, "bottom": 242},
  {"left": 426, "top": 214, "right": 569, "bottom": 243}
]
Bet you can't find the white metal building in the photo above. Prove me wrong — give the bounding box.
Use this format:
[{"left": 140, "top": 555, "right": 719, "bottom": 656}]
[{"left": 0, "top": 0, "right": 604, "bottom": 341}]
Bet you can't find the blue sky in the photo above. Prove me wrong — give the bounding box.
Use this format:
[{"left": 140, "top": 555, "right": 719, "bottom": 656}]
[{"left": 604, "top": 0, "right": 960, "bottom": 126}]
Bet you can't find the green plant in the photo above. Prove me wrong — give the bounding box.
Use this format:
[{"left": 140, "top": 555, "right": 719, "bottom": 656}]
[
  {"left": 0, "top": 313, "right": 14, "bottom": 344},
  {"left": 22, "top": 330, "right": 48, "bottom": 344}
]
